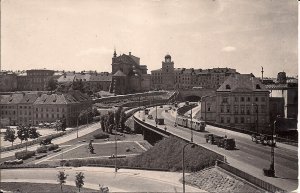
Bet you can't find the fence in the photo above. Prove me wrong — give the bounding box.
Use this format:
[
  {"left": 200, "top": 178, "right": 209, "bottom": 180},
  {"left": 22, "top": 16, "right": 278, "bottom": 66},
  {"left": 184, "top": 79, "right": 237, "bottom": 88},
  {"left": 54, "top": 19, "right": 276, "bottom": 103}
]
[{"left": 215, "top": 160, "right": 285, "bottom": 193}]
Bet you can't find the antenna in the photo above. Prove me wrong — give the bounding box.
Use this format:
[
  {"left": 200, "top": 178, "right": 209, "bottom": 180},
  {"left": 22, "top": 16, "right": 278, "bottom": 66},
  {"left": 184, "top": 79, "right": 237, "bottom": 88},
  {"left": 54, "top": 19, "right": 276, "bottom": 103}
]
[{"left": 261, "top": 66, "right": 264, "bottom": 83}]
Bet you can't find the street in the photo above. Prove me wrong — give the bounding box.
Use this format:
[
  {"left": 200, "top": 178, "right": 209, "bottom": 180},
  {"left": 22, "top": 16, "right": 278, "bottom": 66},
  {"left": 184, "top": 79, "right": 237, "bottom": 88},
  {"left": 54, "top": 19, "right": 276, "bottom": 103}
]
[{"left": 143, "top": 105, "right": 298, "bottom": 191}]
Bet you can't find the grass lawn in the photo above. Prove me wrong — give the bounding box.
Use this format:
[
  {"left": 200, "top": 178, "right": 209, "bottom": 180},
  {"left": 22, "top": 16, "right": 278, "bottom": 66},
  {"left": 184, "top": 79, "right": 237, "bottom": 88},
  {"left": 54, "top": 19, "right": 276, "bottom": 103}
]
[
  {"left": 49, "top": 142, "right": 145, "bottom": 160},
  {"left": 1, "top": 182, "right": 96, "bottom": 193}
]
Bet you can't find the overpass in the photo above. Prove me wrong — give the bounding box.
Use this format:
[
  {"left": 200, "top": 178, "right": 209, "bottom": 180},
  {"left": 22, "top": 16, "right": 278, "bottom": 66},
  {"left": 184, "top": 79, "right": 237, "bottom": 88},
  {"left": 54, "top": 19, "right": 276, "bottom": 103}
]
[
  {"left": 132, "top": 105, "right": 296, "bottom": 192},
  {"left": 177, "top": 89, "right": 215, "bottom": 102}
]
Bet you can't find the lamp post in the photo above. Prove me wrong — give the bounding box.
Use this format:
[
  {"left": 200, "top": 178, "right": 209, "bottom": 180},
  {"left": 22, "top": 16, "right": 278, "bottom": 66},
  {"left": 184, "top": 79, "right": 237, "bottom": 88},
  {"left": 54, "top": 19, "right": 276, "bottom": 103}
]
[
  {"left": 182, "top": 143, "right": 195, "bottom": 193},
  {"left": 155, "top": 105, "right": 158, "bottom": 127},
  {"left": 252, "top": 103, "right": 258, "bottom": 134},
  {"left": 190, "top": 106, "right": 193, "bottom": 142},
  {"left": 115, "top": 125, "right": 118, "bottom": 173}
]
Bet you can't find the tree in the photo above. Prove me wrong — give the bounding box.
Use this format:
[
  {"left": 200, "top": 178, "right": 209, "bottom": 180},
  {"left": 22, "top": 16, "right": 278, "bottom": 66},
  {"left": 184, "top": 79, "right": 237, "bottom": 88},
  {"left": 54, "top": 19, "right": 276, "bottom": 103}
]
[
  {"left": 75, "top": 172, "right": 85, "bottom": 192},
  {"left": 29, "top": 127, "right": 41, "bottom": 139},
  {"left": 93, "top": 108, "right": 100, "bottom": 117},
  {"left": 60, "top": 117, "right": 67, "bottom": 131},
  {"left": 114, "top": 107, "right": 123, "bottom": 128},
  {"left": 17, "top": 125, "right": 30, "bottom": 151},
  {"left": 4, "top": 128, "right": 17, "bottom": 146},
  {"left": 100, "top": 115, "right": 106, "bottom": 132},
  {"left": 57, "top": 171, "right": 68, "bottom": 192},
  {"left": 47, "top": 77, "right": 58, "bottom": 91},
  {"left": 119, "top": 110, "right": 126, "bottom": 133}
]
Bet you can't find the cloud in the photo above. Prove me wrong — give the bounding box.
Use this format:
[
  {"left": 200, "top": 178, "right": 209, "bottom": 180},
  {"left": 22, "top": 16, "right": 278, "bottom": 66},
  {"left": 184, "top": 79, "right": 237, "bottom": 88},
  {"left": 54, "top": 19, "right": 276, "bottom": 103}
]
[
  {"left": 222, "top": 46, "right": 236, "bottom": 52},
  {"left": 77, "top": 47, "right": 112, "bottom": 56}
]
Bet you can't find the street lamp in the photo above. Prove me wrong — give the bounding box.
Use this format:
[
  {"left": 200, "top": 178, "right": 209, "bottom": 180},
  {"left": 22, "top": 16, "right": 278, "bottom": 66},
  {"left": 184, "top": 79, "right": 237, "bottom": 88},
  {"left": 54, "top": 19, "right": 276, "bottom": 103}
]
[
  {"left": 76, "top": 117, "right": 79, "bottom": 138},
  {"left": 270, "top": 120, "right": 276, "bottom": 176},
  {"left": 190, "top": 106, "right": 193, "bottom": 142},
  {"left": 182, "top": 142, "right": 195, "bottom": 193},
  {"left": 252, "top": 103, "right": 258, "bottom": 134},
  {"left": 155, "top": 105, "right": 158, "bottom": 127}
]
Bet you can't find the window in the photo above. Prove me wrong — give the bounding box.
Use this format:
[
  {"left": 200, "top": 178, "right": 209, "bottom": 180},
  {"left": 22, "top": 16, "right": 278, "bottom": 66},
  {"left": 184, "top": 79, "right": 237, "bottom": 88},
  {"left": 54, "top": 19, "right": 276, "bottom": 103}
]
[
  {"left": 226, "top": 84, "right": 231, "bottom": 89},
  {"left": 235, "top": 117, "right": 238, "bottom": 123},
  {"left": 221, "top": 117, "right": 224, "bottom": 123},
  {"left": 227, "top": 117, "right": 231, "bottom": 123},
  {"left": 241, "top": 106, "right": 245, "bottom": 114},
  {"left": 255, "top": 97, "right": 258, "bottom": 102},
  {"left": 241, "top": 97, "right": 244, "bottom": 102},
  {"left": 247, "top": 97, "right": 251, "bottom": 102},
  {"left": 261, "top": 97, "right": 265, "bottom": 102},
  {"left": 234, "top": 97, "right": 238, "bottom": 102},
  {"left": 256, "top": 84, "right": 261, "bottom": 89},
  {"left": 234, "top": 106, "right": 238, "bottom": 114},
  {"left": 241, "top": 117, "right": 245, "bottom": 123},
  {"left": 36, "top": 108, "right": 38, "bottom": 111},
  {"left": 246, "top": 106, "right": 251, "bottom": 115},
  {"left": 226, "top": 106, "right": 230, "bottom": 113},
  {"left": 221, "top": 106, "right": 224, "bottom": 113},
  {"left": 222, "top": 97, "right": 228, "bottom": 103}
]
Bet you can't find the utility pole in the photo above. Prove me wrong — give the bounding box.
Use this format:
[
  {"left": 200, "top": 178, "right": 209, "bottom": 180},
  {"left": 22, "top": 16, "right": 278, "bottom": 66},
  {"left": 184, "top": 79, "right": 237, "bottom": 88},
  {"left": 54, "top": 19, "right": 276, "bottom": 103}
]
[
  {"left": 155, "top": 105, "right": 158, "bottom": 127},
  {"left": 115, "top": 126, "right": 118, "bottom": 173},
  {"left": 76, "top": 117, "right": 79, "bottom": 138}
]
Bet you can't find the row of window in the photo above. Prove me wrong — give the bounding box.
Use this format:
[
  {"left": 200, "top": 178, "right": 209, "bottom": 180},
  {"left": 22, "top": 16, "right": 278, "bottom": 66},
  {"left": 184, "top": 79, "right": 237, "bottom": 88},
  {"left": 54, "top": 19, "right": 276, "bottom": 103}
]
[
  {"left": 220, "top": 116, "right": 264, "bottom": 124},
  {"left": 220, "top": 105, "right": 266, "bottom": 114},
  {"left": 223, "top": 96, "right": 266, "bottom": 103}
]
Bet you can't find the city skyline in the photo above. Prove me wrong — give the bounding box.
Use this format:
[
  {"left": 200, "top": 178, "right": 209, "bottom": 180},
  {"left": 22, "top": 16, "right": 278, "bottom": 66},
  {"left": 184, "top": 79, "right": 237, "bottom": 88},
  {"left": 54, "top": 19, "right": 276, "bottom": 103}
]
[{"left": 1, "top": 0, "right": 298, "bottom": 78}]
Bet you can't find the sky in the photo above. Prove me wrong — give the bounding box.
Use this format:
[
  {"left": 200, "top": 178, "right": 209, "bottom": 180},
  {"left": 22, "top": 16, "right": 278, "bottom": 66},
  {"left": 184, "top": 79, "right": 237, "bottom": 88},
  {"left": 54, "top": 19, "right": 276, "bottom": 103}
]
[{"left": 1, "top": 0, "right": 298, "bottom": 78}]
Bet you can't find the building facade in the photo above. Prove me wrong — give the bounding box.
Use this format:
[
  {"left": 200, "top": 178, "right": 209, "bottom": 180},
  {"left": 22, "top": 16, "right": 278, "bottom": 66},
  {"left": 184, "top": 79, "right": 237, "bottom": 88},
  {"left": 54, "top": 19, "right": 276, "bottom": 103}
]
[
  {"left": 0, "top": 72, "right": 18, "bottom": 92},
  {"left": 0, "top": 91, "right": 91, "bottom": 127},
  {"left": 151, "top": 55, "right": 238, "bottom": 90},
  {"left": 201, "top": 74, "right": 270, "bottom": 133},
  {"left": 110, "top": 50, "right": 150, "bottom": 94}
]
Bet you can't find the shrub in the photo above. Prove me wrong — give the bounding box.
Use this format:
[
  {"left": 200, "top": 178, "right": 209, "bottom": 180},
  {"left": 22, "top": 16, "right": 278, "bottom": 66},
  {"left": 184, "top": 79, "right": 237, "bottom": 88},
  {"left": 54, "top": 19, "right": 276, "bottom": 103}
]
[
  {"left": 15, "top": 151, "right": 36, "bottom": 160},
  {"left": 36, "top": 145, "right": 48, "bottom": 153},
  {"left": 48, "top": 144, "right": 59, "bottom": 151},
  {"left": 93, "top": 132, "right": 109, "bottom": 139}
]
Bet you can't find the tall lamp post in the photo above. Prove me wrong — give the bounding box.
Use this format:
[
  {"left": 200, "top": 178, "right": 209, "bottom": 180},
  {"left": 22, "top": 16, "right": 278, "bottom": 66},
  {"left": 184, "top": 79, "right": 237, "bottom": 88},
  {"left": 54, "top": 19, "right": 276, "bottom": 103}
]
[
  {"left": 182, "top": 143, "right": 195, "bottom": 193},
  {"left": 76, "top": 117, "right": 79, "bottom": 138},
  {"left": 252, "top": 103, "right": 258, "bottom": 134},
  {"left": 190, "top": 106, "right": 193, "bottom": 142},
  {"left": 270, "top": 120, "right": 276, "bottom": 176},
  {"left": 155, "top": 105, "right": 158, "bottom": 127}
]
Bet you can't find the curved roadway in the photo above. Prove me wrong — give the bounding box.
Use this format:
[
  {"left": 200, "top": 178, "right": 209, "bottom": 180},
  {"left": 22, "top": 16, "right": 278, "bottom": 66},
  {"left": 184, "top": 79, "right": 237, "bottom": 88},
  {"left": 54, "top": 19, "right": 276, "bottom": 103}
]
[{"left": 142, "top": 105, "right": 298, "bottom": 192}]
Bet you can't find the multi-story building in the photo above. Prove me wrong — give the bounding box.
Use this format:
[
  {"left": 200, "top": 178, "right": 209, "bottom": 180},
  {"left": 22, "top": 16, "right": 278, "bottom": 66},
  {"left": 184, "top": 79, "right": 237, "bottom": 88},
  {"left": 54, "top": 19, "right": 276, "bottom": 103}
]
[
  {"left": 0, "top": 93, "right": 24, "bottom": 126},
  {"left": 151, "top": 55, "right": 237, "bottom": 90},
  {"left": 201, "top": 74, "right": 270, "bottom": 133},
  {"left": 33, "top": 91, "right": 91, "bottom": 126},
  {"left": 0, "top": 91, "right": 91, "bottom": 127},
  {"left": 0, "top": 71, "right": 18, "bottom": 92},
  {"left": 18, "top": 93, "right": 39, "bottom": 125}
]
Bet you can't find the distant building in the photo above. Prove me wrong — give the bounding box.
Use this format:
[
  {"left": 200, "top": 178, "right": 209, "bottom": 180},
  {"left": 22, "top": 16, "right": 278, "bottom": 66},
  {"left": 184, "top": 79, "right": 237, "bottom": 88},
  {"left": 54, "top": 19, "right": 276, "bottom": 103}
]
[
  {"left": 110, "top": 50, "right": 150, "bottom": 94},
  {"left": 151, "top": 55, "right": 237, "bottom": 90},
  {"left": 201, "top": 74, "right": 270, "bottom": 133},
  {"left": 0, "top": 93, "right": 24, "bottom": 126},
  {"left": 0, "top": 71, "right": 18, "bottom": 92}
]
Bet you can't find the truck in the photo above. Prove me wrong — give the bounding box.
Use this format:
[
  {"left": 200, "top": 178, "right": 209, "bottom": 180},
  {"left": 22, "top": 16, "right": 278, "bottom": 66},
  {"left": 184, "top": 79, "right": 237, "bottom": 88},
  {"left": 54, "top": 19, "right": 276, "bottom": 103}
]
[{"left": 204, "top": 134, "right": 236, "bottom": 150}]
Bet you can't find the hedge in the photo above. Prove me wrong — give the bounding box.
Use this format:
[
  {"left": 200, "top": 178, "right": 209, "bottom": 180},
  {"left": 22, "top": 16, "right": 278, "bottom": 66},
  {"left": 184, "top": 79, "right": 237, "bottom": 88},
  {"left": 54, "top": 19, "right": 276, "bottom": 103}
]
[
  {"left": 15, "top": 151, "right": 36, "bottom": 160},
  {"left": 36, "top": 146, "right": 48, "bottom": 153},
  {"left": 93, "top": 132, "right": 109, "bottom": 139},
  {"left": 47, "top": 144, "right": 59, "bottom": 151}
]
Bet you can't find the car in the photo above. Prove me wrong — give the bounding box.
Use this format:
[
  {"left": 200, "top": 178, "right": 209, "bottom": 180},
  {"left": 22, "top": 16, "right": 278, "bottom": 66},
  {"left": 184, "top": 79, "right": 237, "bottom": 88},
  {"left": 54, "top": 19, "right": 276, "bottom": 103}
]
[{"left": 148, "top": 115, "right": 153, "bottom": 119}]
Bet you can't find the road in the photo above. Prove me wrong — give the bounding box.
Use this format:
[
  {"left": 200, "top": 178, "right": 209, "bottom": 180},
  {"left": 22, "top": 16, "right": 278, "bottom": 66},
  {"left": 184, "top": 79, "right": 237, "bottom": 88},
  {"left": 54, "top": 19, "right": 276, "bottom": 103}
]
[
  {"left": 0, "top": 123, "right": 100, "bottom": 159},
  {"left": 1, "top": 167, "right": 204, "bottom": 192},
  {"left": 142, "top": 105, "right": 298, "bottom": 192}
]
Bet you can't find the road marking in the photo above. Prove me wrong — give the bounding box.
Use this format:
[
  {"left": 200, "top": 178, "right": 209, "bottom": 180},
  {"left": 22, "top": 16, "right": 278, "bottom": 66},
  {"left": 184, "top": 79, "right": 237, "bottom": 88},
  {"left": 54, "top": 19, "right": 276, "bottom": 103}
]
[
  {"left": 44, "top": 154, "right": 140, "bottom": 161},
  {"left": 135, "top": 141, "right": 147, "bottom": 151},
  {"left": 35, "top": 143, "right": 85, "bottom": 164}
]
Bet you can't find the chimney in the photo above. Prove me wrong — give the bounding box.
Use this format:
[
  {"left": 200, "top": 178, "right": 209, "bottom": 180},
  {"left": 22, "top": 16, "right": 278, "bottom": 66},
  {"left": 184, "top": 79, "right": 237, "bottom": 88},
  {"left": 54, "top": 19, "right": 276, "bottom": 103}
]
[{"left": 129, "top": 52, "right": 131, "bottom": 56}]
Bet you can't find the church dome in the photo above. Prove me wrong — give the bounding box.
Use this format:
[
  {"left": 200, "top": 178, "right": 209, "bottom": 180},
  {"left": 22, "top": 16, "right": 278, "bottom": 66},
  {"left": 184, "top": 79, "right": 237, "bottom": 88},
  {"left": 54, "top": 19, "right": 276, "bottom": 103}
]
[{"left": 165, "top": 54, "right": 171, "bottom": 59}]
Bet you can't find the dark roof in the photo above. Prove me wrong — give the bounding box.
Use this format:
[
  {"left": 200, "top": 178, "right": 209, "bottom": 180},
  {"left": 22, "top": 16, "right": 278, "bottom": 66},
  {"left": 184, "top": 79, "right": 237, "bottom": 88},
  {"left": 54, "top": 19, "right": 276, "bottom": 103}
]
[
  {"left": 33, "top": 91, "right": 90, "bottom": 105},
  {"left": 217, "top": 74, "right": 268, "bottom": 92},
  {"left": 19, "top": 93, "right": 39, "bottom": 104},
  {"left": 0, "top": 94, "right": 24, "bottom": 104},
  {"left": 90, "top": 74, "right": 112, "bottom": 81},
  {"left": 114, "top": 54, "right": 139, "bottom": 66}
]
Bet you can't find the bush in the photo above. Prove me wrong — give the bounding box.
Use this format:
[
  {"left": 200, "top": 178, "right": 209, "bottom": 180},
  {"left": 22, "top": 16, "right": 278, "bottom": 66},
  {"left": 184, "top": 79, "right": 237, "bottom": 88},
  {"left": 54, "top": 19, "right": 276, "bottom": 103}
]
[
  {"left": 15, "top": 151, "right": 36, "bottom": 160},
  {"left": 36, "top": 146, "right": 48, "bottom": 153},
  {"left": 47, "top": 144, "right": 59, "bottom": 151},
  {"left": 93, "top": 132, "right": 109, "bottom": 139}
]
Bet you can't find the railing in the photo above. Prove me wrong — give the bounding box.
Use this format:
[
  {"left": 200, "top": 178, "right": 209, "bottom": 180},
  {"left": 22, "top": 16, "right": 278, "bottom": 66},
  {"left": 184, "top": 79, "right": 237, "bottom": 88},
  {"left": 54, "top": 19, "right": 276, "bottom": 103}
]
[{"left": 215, "top": 160, "right": 285, "bottom": 193}]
